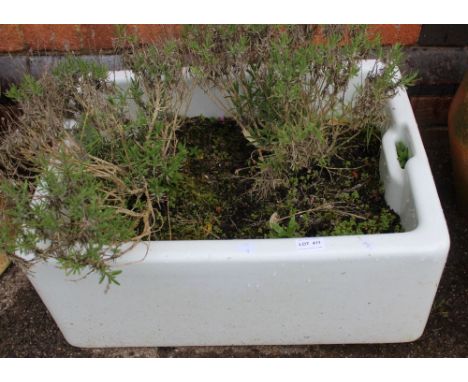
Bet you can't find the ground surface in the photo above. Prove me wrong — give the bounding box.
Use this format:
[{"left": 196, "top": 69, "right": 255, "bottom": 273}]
[{"left": 0, "top": 126, "right": 467, "bottom": 357}]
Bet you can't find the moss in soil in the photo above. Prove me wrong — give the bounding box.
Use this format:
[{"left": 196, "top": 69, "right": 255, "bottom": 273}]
[{"left": 165, "top": 117, "right": 402, "bottom": 240}]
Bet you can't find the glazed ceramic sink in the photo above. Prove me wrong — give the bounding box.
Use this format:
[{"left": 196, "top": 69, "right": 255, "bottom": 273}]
[{"left": 23, "top": 61, "right": 449, "bottom": 347}]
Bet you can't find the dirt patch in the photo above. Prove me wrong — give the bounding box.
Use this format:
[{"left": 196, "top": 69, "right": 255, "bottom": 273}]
[{"left": 171, "top": 117, "right": 401, "bottom": 240}]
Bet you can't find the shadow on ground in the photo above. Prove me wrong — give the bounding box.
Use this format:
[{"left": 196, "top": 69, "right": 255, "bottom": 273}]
[{"left": 1, "top": 127, "right": 467, "bottom": 357}]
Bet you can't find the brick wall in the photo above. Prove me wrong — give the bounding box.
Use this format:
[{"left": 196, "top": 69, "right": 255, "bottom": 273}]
[
  {"left": 0, "top": 25, "right": 178, "bottom": 53},
  {"left": 0, "top": 24, "right": 421, "bottom": 53}
]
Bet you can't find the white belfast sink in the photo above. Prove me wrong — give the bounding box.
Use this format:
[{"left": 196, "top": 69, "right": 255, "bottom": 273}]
[{"left": 23, "top": 61, "right": 450, "bottom": 347}]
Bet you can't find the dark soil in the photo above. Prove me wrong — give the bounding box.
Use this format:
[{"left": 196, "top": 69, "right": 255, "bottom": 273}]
[
  {"left": 171, "top": 117, "right": 259, "bottom": 239},
  {"left": 1, "top": 126, "right": 467, "bottom": 357},
  {"left": 174, "top": 117, "right": 401, "bottom": 240}
]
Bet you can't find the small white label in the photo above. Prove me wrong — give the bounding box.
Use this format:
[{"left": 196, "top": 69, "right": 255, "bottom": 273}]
[{"left": 295, "top": 238, "right": 325, "bottom": 250}]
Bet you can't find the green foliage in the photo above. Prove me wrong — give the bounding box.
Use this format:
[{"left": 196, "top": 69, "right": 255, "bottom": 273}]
[
  {"left": 325, "top": 209, "right": 401, "bottom": 236},
  {"left": 269, "top": 215, "right": 302, "bottom": 238},
  {"left": 396, "top": 141, "right": 411, "bottom": 168},
  {"left": 0, "top": 47, "right": 189, "bottom": 285},
  {"left": 6, "top": 75, "right": 43, "bottom": 102},
  {"left": 183, "top": 25, "right": 417, "bottom": 195},
  {"left": 0, "top": 152, "right": 135, "bottom": 285},
  {"left": 52, "top": 56, "right": 108, "bottom": 83}
]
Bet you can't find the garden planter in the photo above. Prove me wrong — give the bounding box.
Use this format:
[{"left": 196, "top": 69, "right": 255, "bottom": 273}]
[
  {"left": 448, "top": 70, "right": 468, "bottom": 217},
  {"left": 22, "top": 60, "right": 449, "bottom": 347}
]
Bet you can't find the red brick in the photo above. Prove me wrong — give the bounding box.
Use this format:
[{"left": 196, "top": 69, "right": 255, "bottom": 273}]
[
  {"left": 369, "top": 24, "right": 422, "bottom": 45},
  {"left": 80, "top": 24, "right": 116, "bottom": 51},
  {"left": 0, "top": 25, "right": 24, "bottom": 52},
  {"left": 125, "top": 24, "right": 181, "bottom": 44},
  {"left": 310, "top": 25, "right": 421, "bottom": 46},
  {"left": 21, "top": 25, "right": 80, "bottom": 52}
]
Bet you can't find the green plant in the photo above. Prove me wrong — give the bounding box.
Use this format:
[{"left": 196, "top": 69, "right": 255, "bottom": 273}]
[
  {"left": 268, "top": 214, "right": 302, "bottom": 238},
  {"left": 325, "top": 208, "right": 401, "bottom": 236},
  {"left": 182, "top": 25, "right": 417, "bottom": 195},
  {"left": 0, "top": 151, "right": 134, "bottom": 285},
  {"left": 0, "top": 47, "right": 190, "bottom": 284},
  {"left": 396, "top": 141, "right": 411, "bottom": 168}
]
